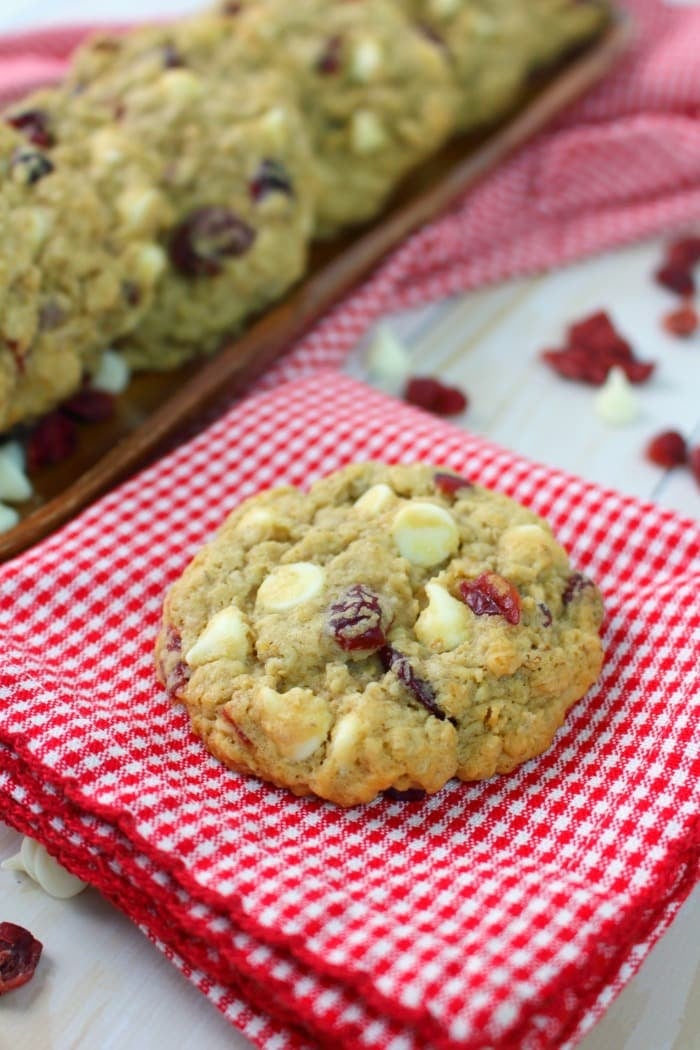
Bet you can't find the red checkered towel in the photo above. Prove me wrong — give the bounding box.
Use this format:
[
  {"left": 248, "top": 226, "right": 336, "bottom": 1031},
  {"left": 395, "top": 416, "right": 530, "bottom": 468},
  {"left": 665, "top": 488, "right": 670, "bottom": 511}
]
[{"left": 1, "top": 371, "right": 699, "bottom": 1050}]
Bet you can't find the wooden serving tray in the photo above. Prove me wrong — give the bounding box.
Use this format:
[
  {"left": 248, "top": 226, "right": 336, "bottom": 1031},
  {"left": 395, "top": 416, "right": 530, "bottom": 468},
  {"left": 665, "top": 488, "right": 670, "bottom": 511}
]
[{"left": 0, "top": 12, "right": 631, "bottom": 563}]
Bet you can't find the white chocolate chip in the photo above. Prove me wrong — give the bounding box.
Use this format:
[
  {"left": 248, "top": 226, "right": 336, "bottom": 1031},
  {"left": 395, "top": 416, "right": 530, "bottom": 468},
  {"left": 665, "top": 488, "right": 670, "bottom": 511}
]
[
  {"left": 133, "top": 242, "right": 167, "bottom": 285},
  {"left": 0, "top": 445, "right": 32, "bottom": 503},
  {"left": 415, "top": 582, "right": 471, "bottom": 651},
  {"left": 330, "top": 711, "right": 363, "bottom": 768},
  {"left": 354, "top": 483, "right": 396, "bottom": 516},
  {"left": 90, "top": 349, "right": 131, "bottom": 395},
  {"left": 258, "top": 686, "right": 331, "bottom": 761},
  {"left": 594, "top": 366, "right": 640, "bottom": 425},
  {"left": 116, "top": 185, "right": 165, "bottom": 234},
  {"left": 185, "top": 605, "right": 250, "bottom": 667},
  {"left": 90, "top": 128, "right": 130, "bottom": 170},
  {"left": 351, "top": 39, "right": 383, "bottom": 81},
  {"left": 256, "top": 562, "right": 325, "bottom": 611},
  {"left": 429, "top": 0, "right": 460, "bottom": 15},
  {"left": 236, "top": 506, "right": 279, "bottom": 538},
  {"left": 0, "top": 440, "right": 25, "bottom": 471},
  {"left": 365, "top": 323, "right": 412, "bottom": 394},
  {"left": 1, "top": 836, "right": 87, "bottom": 899},
  {"left": 159, "top": 68, "right": 204, "bottom": 104},
  {"left": 351, "top": 110, "right": 387, "bottom": 154},
  {"left": 498, "top": 523, "right": 567, "bottom": 577},
  {"left": 18, "top": 206, "right": 52, "bottom": 253},
  {"left": 260, "top": 106, "right": 289, "bottom": 147},
  {"left": 392, "top": 502, "right": 459, "bottom": 567},
  {"left": 0, "top": 503, "right": 19, "bottom": 534}
]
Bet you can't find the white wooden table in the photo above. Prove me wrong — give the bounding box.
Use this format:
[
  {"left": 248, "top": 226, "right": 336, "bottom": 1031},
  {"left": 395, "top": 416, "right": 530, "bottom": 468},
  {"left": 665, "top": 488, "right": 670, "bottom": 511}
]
[{"left": 2, "top": 3, "right": 700, "bottom": 1049}]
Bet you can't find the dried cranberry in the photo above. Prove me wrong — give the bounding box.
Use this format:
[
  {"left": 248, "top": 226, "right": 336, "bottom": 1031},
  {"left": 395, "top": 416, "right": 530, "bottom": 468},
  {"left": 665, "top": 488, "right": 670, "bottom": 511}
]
[
  {"left": 567, "top": 310, "right": 631, "bottom": 356},
  {"left": 161, "top": 42, "right": 184, "bottom": 68},
  {"left": 562, "top": 572, "right": 595, "bottom": 606},
  {"left": 379, "top": 645, "right": 448, "bottom": 721},
  {"left": 122, "top": 280, "right": 141, "bottom": 307},
  {"left": 655, "top": 262, "right": 695, "bottom": 297},
  {"left": 160, "top": 626, "right": 191, "bottom": 699},
  {"left": 26, "top": 411, "right": 77, "bottom": 471},
  {"left": 689, "top": 445, "right": 700, "bottom": 489},
  {"left": 221, "top": 708, "right": 253, "bottom": 747},
  {"left": 433, "top": 470, "right": 472, "bottom": 496},
  {"left": 220, "top": 0, "right": 242, "bottom": 12},
  {"left": 317, "top": 35, "right": 343, "bottom": 74},
  {"left": 6, "top": 109, "right": 55, "bottom": 148},
  {"left": 404, "top": 376, "right": 468, "bottom": 415},
  {"left": 538, "top": 602, "right": 552, "bottom": 627},
  {"left": 169, "top": 207, "right": 256, "bottom": 277},
  {"left": 61, "top": 389, "right": 115, "bottom": 423},
  {"left": 458, "top": 571, "right": 521, "bottom": 625},
  {"left": 10, "top": 147, "right": 54, "bottom": 185},
  {"left": 645, "top": 429, "right": 687, "bottom": 468},
  {"left": 383, "top": 787, "right": 427, "bottom": 802},
  {"left": 249, "top": 159, "right": 294, "bottom": 202},
  {"left": 662, "top": 302, "right": 698, "bottom": 338},
  {"left": 0, "top": 922, "right": 42, "bottom": 995},
  {"left": 667, "top": 236, "right": 700, "bottom": 269},
  {"left": 328, "top": 584, "right": 387, "bottom": 652}
]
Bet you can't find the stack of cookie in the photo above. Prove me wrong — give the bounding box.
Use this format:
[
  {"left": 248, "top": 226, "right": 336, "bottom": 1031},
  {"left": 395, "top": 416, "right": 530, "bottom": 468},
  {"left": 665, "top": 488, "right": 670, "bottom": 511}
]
[{"left": 0, "top": 0, "right": 609, "bottom": 434}]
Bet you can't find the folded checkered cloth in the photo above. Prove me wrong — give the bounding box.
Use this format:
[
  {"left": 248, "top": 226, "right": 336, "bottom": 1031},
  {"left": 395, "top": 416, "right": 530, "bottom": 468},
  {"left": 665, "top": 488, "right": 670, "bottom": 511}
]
[{"left": 1, "top": 370, "right": 699, "bottom": 1050}]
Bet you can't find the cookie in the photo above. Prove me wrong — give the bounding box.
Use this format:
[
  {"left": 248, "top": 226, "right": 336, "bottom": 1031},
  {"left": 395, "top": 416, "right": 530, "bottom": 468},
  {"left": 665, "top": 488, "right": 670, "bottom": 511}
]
[
  {"left": 0, "top": 120, "right": 163, "bottom": 431},
  {"left": 526, "top": 0, "right": 610, "bottom": 71},
  {"left": 156, "top": 462, "right": 605, "bottom": 806},
  {"left": 223, "top": 0, "right": 458, "bottom": 235},
  {"left": 21, "top": 17, "right": 314, "bottom": 371}
]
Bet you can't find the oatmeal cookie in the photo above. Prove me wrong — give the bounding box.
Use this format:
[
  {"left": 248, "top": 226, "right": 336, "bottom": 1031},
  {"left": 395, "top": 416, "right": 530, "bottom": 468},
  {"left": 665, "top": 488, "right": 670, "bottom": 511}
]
[
  {"left": 156, "top": 462, "right": 605, "bottom": 806},
  {"left": 13, "top": 18, "right": 314, "bottom": 371},
  {"left": 0, "top": 119, "right": 162, "bottom": 431},
  {"left": 221, "top": 0, "right": 458, "bottom": 234}
]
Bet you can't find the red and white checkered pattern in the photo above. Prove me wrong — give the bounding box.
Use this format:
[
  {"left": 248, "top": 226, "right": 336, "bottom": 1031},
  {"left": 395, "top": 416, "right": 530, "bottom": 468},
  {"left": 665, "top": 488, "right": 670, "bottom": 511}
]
[{"left": 1, "top": 371, "right": 699, "bottom": 1050}]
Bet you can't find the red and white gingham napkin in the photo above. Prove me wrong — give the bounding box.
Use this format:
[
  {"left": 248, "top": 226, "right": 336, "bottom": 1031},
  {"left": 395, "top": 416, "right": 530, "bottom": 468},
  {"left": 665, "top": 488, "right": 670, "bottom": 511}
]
[{"left": 1, "top": 370, "right": 699, "bottom": 1050}]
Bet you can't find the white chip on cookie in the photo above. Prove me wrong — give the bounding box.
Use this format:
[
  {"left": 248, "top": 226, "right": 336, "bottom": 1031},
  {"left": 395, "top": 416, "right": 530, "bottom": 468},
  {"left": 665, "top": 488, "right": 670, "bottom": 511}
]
[
  {"left": 185, "top": 606, "right": 250, "bottom": 667},
  {"left": 256, "top": 562, "right": 325, "bottom": 610},
  {"left": 415, "top": 582, "right": 471, "bottom": 651},
  {"left": 392, "top": 502, "right": 459, "bottom": 567},
  {"left": 354, "top": 483, "right": 396, "bottom": 516}
]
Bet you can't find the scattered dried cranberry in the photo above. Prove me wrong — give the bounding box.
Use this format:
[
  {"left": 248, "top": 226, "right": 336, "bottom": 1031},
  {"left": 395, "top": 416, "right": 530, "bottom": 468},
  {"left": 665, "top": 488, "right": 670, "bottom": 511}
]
[
  {"left": 328, "top": 584, "right": 387, "bottom": 652},
  {"left": 541, "top": 310, "right": 654, "bottom": 386},
  {"left": 383, "top": 787, "right": 427, "bottom": 802},
  {"left": 161, "top": 42, "right": 184, "bottom": 68},
  {"left": 121, "top": 280, "right": 141, "bottom": 307},
  {"left": 379, "top": 645, "right": 448, "bottom": 722},
  {"left": 221, "top": 708, "right": 253, "bottom": 747},
  {"left": 667, "top": 236, "right": 700, "bottom": 269},
  {"left": 317, "top": 35, "right": 343, "bottom": 74},
  {"left": 538, "top": 602, "right": 552, "bottom": 627},
  {"left": 458, "top": 571, "right": 521, "bottom": 625},
  {"left": 562, "top": 572, "right": 595, "bottom": 606},
  {"left": 220, "top": 0, "right": 242, "bottom": 12},
  {"left": 689, "top": 446, "right": 700, "bottom": 489},
  {"left": 433, "top": 470, "right": 472, "bottom": 496},
  {"left": 169, "top": 207, "right": 256, "bottom": 277},
  {"left": 662, "top": 302, "right": 698, "bottom": 338},
  {"left": 160, "top": 627, "right": 190, "bottom": 699},
  {"left": 10, "top": 147, "right": 54, "bottom": 185},
  {"left": 404, "top": 376, "right": 468, "bottom": 415},
  {"left": 249, "top": 159, "right": 293, "bottom": 202},
  {"left": 655, "top": 262, "right": 695, "bottom": 297},
  {"left": 645, "top": 429, "right": 687, "bottom": 468},
  {"left": 6, "top": 109, "right": 55, "bottom": 148},
  {"left": 26, "top": 411, "right": 77, "bottom": 471},
  {"left": 61, "top": 388, "right": 116, "bottom": 423},
  {"left": 0, "top": 922, "right": 42, "bottom": 995},
  {"left": 38, "top": 300, "right": 65, "bottom": 331}
]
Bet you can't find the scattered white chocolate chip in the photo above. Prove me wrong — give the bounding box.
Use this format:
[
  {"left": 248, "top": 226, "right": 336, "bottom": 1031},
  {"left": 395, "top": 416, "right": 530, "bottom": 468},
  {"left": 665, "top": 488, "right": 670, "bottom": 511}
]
[
  {"left": 351, "top": 39, "right": 383, "bottom": 82},
  {"left": 0, "top": 440, "right": 25, "bottom": 472},
  {"left": 258, "top": 686, "right": 331, "bottom": 761},
  {"left": 236, "top": 506, "right": 278, "bottom": 537},
  {"left": 497, "top": 523, "right": 567, "bottom": 577},
  {"left": 365, "top": 323, "right": 412, "bottom": 394},
  {"left": 185, "top": 605, "right": 250, "bottom": 667},
  {"left": 0, "top": 503, "right": 19, "bottom": 534},
  {"left": 2, "top": 837, "right": 87, "bottom": 899},
  {"left": 351, "top": 110, "right": 387, "bottom": 154},
  {"left": 91, "top": 349, "right": 131, "bottom": 395},
  {"left": 18, "top": 206, "right": 52, "bottom": 253},
  {"left": 116, "top": 185, "right": 165, "bottom": 234},
  {"left": 261, "top": 106, "right": 289, "bottom": 147},
  {"left": 415, "top": 581, "right": 471, "bottom": 651},
  {"left": 594, "top": 366, "right": 640, "bottom": 425},
  {"left": 392, "top": 502, "right": 459, "bottom": 567},
  {"left": 354, "top": 483, "right": 396, "bottom": 516},
  {"left": 0, "top": 443, "right": 32, "bottom": 503},
  {"left": 159, "top": 68, "right": 204, "bottom": 104},
  {"left": 257, "top": 562, "right": 325, "bottom": 611}
]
